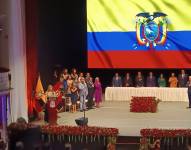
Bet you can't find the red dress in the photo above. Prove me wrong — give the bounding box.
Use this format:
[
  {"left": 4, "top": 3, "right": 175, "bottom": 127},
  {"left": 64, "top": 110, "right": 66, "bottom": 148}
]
[{"left": 47, "top": 98, "right": 58, "bottom": 125}]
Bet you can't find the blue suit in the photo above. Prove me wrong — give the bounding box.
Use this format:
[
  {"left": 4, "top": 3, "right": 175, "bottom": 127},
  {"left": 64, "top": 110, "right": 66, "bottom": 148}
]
[
  {"left": 146, "top": 76, "right": 156, "bottom": 87},
  {"left": 178, "top": 74, "right": 188, "bottom": 87},
  {"left": 112, "top": 77, "right": 122, "bottom": 87}
]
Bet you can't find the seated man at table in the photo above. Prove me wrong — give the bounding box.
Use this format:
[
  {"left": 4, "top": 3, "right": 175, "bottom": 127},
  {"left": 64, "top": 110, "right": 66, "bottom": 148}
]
[
  {"left": 112, "top": 73, "right": 122, "bottom": 87},
  {"left": 146, "top": 72, "right": 156, "bottom": 87},
  {"left": 135, "top": 72, "right": 144, "bottom": 87}
]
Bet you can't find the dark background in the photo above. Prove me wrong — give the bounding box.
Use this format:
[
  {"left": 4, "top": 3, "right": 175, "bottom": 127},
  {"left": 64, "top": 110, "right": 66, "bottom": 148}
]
[{"left": 37, "top": 0, "right": 191, "bottom": 89}]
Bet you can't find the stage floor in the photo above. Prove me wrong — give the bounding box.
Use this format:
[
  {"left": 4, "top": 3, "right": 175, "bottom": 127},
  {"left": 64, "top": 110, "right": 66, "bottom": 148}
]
[{"left": 56, "top": 101, "right": 191, "bottom": 136}]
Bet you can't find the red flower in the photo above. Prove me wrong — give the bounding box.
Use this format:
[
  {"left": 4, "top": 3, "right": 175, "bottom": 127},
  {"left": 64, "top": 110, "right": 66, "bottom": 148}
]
[
  {"left": 140, "top": 128, "right": 191, "bottom": 138},
  {"left": 130, "top": 97, "right": 159, "bottom": 113},
  {"left": 41, "top": 125, "right": 119, "bottom": 137}
]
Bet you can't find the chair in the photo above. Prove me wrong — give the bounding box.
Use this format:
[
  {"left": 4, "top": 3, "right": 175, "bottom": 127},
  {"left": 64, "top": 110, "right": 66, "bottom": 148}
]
[
  {"left": 76, "top": 99, "right": 88, "bottom": 111},
  {"left": 76, "top": 100, "right": 80, "bottom": 111},
  {"left": 64, "top": 97, "right": 72, "bottom": 112},
  {"left": 56, "top": 100, "right": 64, "bottom": 112}
]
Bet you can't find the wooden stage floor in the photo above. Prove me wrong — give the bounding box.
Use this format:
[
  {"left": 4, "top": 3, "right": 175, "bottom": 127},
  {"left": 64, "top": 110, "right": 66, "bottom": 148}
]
[{"left": 55, "top": 101, "right": 191, "bottom": 136}]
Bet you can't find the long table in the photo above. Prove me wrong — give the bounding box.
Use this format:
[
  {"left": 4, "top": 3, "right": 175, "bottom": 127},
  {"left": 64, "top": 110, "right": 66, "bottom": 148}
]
[{"left": 105, "top": 87, "right": 188, "bottom": 102}]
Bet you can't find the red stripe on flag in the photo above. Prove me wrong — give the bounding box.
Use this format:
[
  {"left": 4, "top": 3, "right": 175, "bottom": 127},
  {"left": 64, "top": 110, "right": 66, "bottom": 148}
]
[{"left": 88, "top": 50, "right": 191, "bottom": 68}]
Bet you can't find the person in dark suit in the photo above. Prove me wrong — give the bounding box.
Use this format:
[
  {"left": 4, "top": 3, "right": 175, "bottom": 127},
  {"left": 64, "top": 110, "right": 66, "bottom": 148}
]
[
  {"left": 146, "top": 72, "right": 156, "bottom": 87},
  {"left": 123, "top": 73, "right": 133, "bottom": 87},
  {"left": 112, "top": 73, "right": 122, "bottom": 87},
  {"left": 135, "top": 72, "right": 144, "bottom": 87},
  {"left": 186, "top": 76, "right": 191, "bottom": 108},
  {"left": 178, "top": 69, "right": 188, "bottom": 87},
  {"left": 86, "top": 77, "right": 95, "bottom": 109}
]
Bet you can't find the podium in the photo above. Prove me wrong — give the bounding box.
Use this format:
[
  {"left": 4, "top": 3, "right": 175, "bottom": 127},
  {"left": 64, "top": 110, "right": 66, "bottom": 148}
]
[{"left": 47, "top": 97, "right": 57, "bottom": 125}]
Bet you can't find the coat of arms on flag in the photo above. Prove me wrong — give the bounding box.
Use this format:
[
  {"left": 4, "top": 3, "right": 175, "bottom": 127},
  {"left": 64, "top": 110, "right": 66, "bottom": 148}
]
[{"left": 136, "top": 12, "right": 168, "bottom": 49}]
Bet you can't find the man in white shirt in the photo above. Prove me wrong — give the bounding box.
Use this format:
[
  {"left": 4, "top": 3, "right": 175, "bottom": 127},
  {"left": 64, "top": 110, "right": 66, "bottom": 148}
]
[{"left": 78, "top": 77, "right": 88, "bottom": 111}]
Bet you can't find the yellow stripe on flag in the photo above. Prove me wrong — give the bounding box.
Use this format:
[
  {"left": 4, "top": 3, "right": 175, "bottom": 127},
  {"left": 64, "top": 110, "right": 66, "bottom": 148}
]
[{"left": 87, "top": 0, "right": 191, "bottom": 32}]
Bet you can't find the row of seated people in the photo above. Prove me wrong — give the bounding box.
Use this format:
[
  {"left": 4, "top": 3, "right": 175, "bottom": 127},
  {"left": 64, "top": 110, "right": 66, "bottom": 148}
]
[
  {"left": 112, "top": 70, "right": 189, "bottom": 87},
  {"left": 36, "top": 69, "right": 102, "bottom": 124}
]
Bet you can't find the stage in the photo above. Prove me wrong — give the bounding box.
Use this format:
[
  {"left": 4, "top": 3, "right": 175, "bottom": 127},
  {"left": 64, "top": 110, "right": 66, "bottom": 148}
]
[
  {"left": 56, "top": 101, "right": 191, "bottom": 136},
  {"left": 33, "top": 101, "right": 191, "bottom": 137}
]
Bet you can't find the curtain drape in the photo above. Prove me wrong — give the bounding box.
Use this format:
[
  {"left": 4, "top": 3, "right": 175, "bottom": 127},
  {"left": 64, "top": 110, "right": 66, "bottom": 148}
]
[
  {"left": 8, "top": 0, "right": 28, "bottom": 122},
  {"left": 25, "top": 0, "right": 38, "bottom": 118}
]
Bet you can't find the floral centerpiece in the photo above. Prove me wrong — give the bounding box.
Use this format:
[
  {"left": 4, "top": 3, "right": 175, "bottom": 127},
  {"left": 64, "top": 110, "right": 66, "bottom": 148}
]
[{"left": 130, "top": 97, "right": 160, "bottom": 113}]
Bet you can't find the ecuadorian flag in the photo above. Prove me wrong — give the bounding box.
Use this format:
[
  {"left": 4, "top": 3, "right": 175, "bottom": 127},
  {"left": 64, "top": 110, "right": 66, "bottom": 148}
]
[{"left": 87, "top": 0, "right": 191, "bottom": 68}]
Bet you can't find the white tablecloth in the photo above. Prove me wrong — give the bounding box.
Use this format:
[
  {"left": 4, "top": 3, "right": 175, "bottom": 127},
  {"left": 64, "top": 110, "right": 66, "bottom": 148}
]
[{"left": 105, "top": 87, "right": 189, "bottom": 102}]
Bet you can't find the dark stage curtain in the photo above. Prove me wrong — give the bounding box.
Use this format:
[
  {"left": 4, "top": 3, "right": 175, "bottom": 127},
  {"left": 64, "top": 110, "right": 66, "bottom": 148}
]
[{"left": 25, "top": 0, "right": 38, "bottom": 118}]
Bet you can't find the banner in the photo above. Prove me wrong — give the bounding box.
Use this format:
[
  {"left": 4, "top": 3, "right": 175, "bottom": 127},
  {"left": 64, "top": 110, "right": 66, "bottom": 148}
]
[{"left": 87, "top": 0, "right": 191, "bottom": 68}]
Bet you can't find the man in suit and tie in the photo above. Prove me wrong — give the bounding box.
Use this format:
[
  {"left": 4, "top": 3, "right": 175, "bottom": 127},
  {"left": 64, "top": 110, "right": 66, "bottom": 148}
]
[
  {"left": 112, "top": 73, "right": 122, "bottom": 87},
  {"left": 178, "top": 69, "right": 188, "bottom": 87},
  {"left": 135, "top": 72, "right": 144, "bottom": 87},
  {"left": 186, "top": 76, "right": 191, "bottom": 108},
  {"left": 146, "top": 72, "right": 156, "bottom": 87}
]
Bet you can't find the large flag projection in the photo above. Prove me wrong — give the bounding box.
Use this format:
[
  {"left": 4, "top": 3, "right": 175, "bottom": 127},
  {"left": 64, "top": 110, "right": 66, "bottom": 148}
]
[{"left": 87, "top": 0, "right": 191, "bottom": 68}]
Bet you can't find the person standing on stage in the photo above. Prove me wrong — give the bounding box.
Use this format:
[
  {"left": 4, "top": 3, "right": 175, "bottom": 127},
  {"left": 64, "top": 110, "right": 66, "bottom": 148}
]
[
  {"left": 158, "top": 73, "right": 166, "bottom": 87},
  {"left": 45, "top": 84, "right": 58, "bottom": 125},
  {"left": 94, "top": 77, "right": 102, "bottom": 108},
  {"left": 44, "top": 85, "right": 53, "bottom": 123},
  {"left": 71, "top": 68, "right": 78, "bottom": 81},
  {"left": 169, "top": 73, "right": 178, "bottom": 87},
  {"left": 123, "top": 73, "right": 133, "bottom": 87},
  {"left": 78, "top": 77, "right": 88, "bottom": 111},
  {"left": 146, "top": 72, "right": 156, "bottom": 87},
  {"left": 71, "top": 68, "right": 79, "bottom": 88},
  {"left": 61, "top": 68, "right": 69, "bottom": 92},
  {"left": 86, "top": 77, "right": 95, "bottom": 109},
  {"left": 135, "top": 72, "right": 144, "bottom": 87},
  {"left": 112, "top": 73, "right": 122, "bottom": 87},
  {"left": 178, "top": 69, "right": 188, "bottom": 87},
  {"left": 52, "top": 70, "right": 59, "bottom": 85},
  {"left": 70, "top": 83, "right": 78, "bottom": 113},
  {"left": 62, "top": 68, "right": 69, "bottom": 79},
  {"left": 186, "top": 76, "right": 191, "bottom": 108},
  {"left": 67, "top": 75, "right": 73, "bottom": 88},
  {"left": 78, "top": 72, "right": 84, "bottom": 82},
  {"left": 85, "top": 72, "right": 91, "bottom": 83},
  {"left": 53, "top": 76, "right": 64, "bottom": 92}
]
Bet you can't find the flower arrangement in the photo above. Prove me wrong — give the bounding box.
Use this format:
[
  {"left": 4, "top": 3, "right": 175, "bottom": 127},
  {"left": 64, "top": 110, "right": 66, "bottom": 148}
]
[
  {"left": 140, "top": 128, "right": 191, "bottom": 149},
  {"left": 140, "top": 128, "right": 191, "bottom": 138},
  {"left": 41, "top": 125, "right": 118, "bottom": 150},
  {"left": 130, "top": 97, "right": 160, "bottom": 113},
  {"left": 41, "top": 125, "right": 118, "bottom": 138},
  {"left": 7, "top": 118, "right": 119, "bottom": 150}
]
